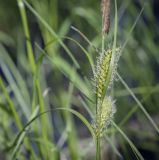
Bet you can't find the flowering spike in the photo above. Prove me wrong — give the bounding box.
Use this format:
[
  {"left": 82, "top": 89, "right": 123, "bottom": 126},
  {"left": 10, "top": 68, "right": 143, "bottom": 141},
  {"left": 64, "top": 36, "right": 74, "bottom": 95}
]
[
  {"left": 94, "top": 47, "right": 121, "bottom": 103},
  {"left": 101, "top": 0, "right": 110, "bottom": 34},
  {"left": 95, "top": 97, "right": 116, "bottom": 137}
]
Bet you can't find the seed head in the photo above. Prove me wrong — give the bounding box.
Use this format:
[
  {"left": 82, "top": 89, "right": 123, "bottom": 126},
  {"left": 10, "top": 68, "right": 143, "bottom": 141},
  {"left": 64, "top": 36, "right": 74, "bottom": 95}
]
[
  {"left": 95, "top": 49, "right": 112, "bottom": 102},
  {"left": 101, "top": 0, "right": 110, "bottom": 34},
  {"left": 94, "top": 47, "right": 121, "bottom": 103},
  {"left": 95, "top": 96, "right": 116, "bottom": 137}
]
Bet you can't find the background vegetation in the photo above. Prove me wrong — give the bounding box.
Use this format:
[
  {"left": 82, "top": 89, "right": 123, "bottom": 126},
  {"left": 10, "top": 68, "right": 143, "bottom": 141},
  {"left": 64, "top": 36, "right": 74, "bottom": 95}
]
[{"left": 0, "top": 0, "right": 159, "bottom": 159}]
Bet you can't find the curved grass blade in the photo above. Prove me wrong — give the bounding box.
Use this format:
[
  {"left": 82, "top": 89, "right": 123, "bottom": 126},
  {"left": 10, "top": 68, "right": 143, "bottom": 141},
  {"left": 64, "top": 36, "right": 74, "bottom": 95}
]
[
  {"left": 71, "top": 26, "right": 100, "bottom": 53},
  {"left": 0, "top": 61, "right": 30, "bottom": 118},
  {"left": 0, "top": 44, "right": 31, "bottom": 107},
  {"left": 23, "top": 0, "right": 79, "bottom": 69},
  {"left": 105, "top": 135, "right": 123, "bottom": 159},
  {"left": 11, "top": 108, "right": 95, "bottom": 157},
  {"left": 115, "top": 85, "right": 159, "bottom": 97},
  {"left": 0, "top": 77, "right": 23, "bottom": 130},
  {"left": 112, "top": 121, "right": 144, "bottom": 160},
  {"left": 39, "top": 35, "right": 95, "bottom": 75},
  {"left": 121, "top": 5, "right": 144, "bottom": 52},
  {"left": 34, "top": 42, "right": 93, "bottom": 103},
  {"left": 11, "top": 106, "right": 39, "bottom": 159},
  {"left": 117, "top": 72, "right": 159, "bottom": 134},
  {"left": 119, "top": 83, "right": 159, "bottom": 126},
  {"left": 10, "top": 106, "right": 39, "bottom": 159}
]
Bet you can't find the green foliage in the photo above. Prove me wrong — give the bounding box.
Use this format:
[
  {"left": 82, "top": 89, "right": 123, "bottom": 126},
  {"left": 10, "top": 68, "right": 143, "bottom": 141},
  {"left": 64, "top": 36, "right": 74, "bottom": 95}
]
[{"left": 0, "top": 0, "right": 159, "bottom": 160}]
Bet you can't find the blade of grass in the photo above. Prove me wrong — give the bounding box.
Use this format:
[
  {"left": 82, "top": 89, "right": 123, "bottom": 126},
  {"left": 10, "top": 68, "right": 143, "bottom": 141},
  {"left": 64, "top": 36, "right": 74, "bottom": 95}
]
[
  {"left": 115, "top": 85, "right": 159, "bottom": 97},
  {"left": 78, "top": 96, "right": 94, "bottom": 119},
  {"left": 64, "top": 68, "right": 79, "bottom": 159},
  {"left": 105, "top": 135, "right": 123, "bottom": 159},
  {"left": 119, "top": 83, "right": 159, "bottom": 126},
  {"left": 11, "top": 106, "right": 39, "bottom": 159},
  {"left": 112, "top": 121, "right": 144, "bottom": 160},
  {"left": 0, "top": 44, "right": 31, "bottom": 107},
  {"left": 0, "top": 77, "right": 23, "bottom": 130},
  {"left": 17, "top": 0, "right": 36, "bottom": 73},
  {"left": 17, "top": 0, "right": 55, "bottom": 158},
  {"left": 117, "top": 72, "right": 159, "bottom": 134},
  {"left": 121, "top": 5, "right": 144, "bottom": 52},
  {"left": 0, "top": 78, "right": 37, "bottom": 159},
  {"left": 34, "top": 42, "right": 92, "bottom": 102},
  {"left": 23, "top": 0, "right": 80, "bottom": 69},
  {"left": 12, "top": 108, "right": 95, "bottom": 150},
  {"left": 39, "top": 35, "right": 94, "bottom": 74},
  {"left": 71, "top": 26, "right": 100, "bottom": 53},
  {"left": 0, "top": 61, "right": 30, "bottom": 118}
]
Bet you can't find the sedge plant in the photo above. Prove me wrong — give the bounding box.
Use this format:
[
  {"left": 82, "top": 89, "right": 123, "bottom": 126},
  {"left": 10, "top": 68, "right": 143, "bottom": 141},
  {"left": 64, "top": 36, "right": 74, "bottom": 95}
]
[
  {"left": 1, "top": 0, "right": 158, "bottom": 159},
  {"left": 92, "top": 0, "right": 121, "bottom": 159}
]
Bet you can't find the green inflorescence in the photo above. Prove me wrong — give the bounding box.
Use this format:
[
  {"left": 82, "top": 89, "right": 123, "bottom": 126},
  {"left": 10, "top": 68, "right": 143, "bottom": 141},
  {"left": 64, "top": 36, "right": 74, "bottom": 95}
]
[{"left": 94, "top": 47, "right": 121, "bottom": 137}]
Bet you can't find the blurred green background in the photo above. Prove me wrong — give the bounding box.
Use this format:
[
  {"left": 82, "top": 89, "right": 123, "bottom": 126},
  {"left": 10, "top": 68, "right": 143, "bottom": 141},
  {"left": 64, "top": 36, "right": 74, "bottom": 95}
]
[{"left": 0, "top": 0, "right": 159, "bottom": 159}]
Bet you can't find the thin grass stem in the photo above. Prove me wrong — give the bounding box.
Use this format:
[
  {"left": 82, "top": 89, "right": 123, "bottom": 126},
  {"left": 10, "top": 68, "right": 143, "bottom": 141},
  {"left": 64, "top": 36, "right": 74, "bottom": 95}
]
[
  {"left": 96, "top": 137, "right": 101, "bottom": 160},
  {"left": 17, "top": 0, "right": 36, "bottom": 73},
  {"left": 117, "top": 72, "right": 159, "bottom": 134}
]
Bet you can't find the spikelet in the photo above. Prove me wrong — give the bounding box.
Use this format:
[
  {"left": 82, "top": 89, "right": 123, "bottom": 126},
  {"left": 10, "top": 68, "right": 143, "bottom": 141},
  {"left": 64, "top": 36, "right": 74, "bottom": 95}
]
[
  {"left": 101, "top": 0, "right": 110, "bottom": 34},
  {"left": 95, "top": 49, "right": 112, "bottom": 102},
  {"left": 94, "top": 47, "right": 121, "bottom": 103},
  {"left": 107, "top": 47, "right": 121, "bottom": 90},
  {"left": 95, "top": 97, "right": 116, "bottom": 137}
]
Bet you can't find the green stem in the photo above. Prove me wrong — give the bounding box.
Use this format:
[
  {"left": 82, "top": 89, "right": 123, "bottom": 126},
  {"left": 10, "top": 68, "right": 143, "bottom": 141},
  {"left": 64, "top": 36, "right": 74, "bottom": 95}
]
[
  {"left": 102, "top": 34, "right": 105, "bottom": 54},
  {"left": 17, "top": 1, "right": 52, "bottom": 158},
  {"left": 17, "top": 0, "right": 36, "bottom": 74},
  {"left": 96, "top": 137, "right": 101, "bottom": 160}
]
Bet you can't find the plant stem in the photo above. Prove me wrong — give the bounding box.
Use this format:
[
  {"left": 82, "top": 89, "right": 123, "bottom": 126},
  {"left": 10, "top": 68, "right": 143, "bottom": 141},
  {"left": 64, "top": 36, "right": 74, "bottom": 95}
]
[
  {"left": 17, "top": 0, "right": 36, "bottom": 74},
  {"left": 96, "top": 137, "right": 101, "bottom": 160},
  {"left": 102, "top": 34, "right": 105, "bottom": 54},
  {"left": 17, "top": 1, "right": 52, "bottom": 158}
]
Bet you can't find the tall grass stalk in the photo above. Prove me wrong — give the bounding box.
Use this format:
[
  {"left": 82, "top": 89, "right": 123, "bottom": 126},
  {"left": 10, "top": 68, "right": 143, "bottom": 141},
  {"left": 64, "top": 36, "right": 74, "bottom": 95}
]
[
  {"left": 17, "top": 0, "right": 55, "bottom": 158},
  {"left": 17, "top": 0, "right": 36, "bottom": 74},
  {"left": 94, "top": 0, "right": 118, "bottom": 159},
  {"left": 96, "top": 137, "right": 101, "bottom": 160}
]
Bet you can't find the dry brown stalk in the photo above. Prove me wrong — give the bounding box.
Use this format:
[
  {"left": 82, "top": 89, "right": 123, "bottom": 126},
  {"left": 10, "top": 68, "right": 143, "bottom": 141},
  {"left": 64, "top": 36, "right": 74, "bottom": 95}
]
[{"left": 101, "top": 0, "right": 110, "bottom": 34}]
